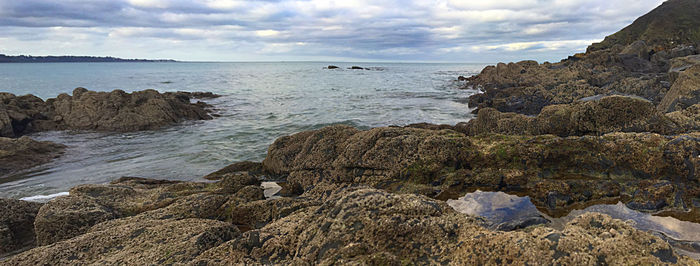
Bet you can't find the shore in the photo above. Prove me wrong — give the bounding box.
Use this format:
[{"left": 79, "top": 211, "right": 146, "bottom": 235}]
[{"left": 3, "top": 0, "right": 700, "bottom": 263}]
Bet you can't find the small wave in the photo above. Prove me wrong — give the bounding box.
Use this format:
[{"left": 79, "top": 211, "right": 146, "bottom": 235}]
[{"left": 20, "top": 191, "right": 69, "bottom": 202}]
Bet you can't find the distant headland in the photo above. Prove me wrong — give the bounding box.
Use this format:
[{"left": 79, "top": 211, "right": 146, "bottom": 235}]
[{"left": 0, "top": 54, "right": 176, "bottom": 63}]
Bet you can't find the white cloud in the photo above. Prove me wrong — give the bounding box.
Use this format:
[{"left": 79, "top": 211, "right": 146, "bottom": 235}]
[{"left": 0, "top": 0, "right": 668, "bottom": 62}]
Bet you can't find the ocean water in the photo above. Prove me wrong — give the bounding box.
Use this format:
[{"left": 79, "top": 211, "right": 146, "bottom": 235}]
[{"left": 0, "top": 62, "right": 485, "bottom": 199}]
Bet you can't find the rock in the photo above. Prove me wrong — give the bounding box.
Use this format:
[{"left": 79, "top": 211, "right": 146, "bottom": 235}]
[
  {"left": 0, "top": 199, "right": 42, "bottom": 257},
  {"left": 195, "top": 186, "right": 695, "bottom": 265},
  {"left": 348, "top": 66, "right": 366, "bottom": 70},
  {"left": 620, "top": 40, "right": 651, "bottom": 60},
  {"left": 7, "top": 218, "right": 238, "bottom": 265},
  {"left": 6, "top": 177, "right": 697, "bottom": 264},
  {"left": 659, "top": 64, "right": 700, "bottom": 112},
  {"left": 203, "top": 161, "right": 263, "bottom": 180},
  {"left": 465, "top": 0, "right": 700, "bottom": 116},
  {"left": 195, "top": 186, "right": 471, "bottom": 264},
  {"left": 34, "top": 195, "right": 117, "bottom": 246},
  {"left": 464, "top": 95, "right": 681, "bottom": 136},
  {"left": 453, "top": 212, "right": 694, "bottom": 265},
  {"left": 0, "top": 88, "right": 216, "bottom": 137},
  {"left": 457, "top": 75, "right": 468, "bottom": 81},
  {"left": 326, "top": 65, "right": 339, "bottom": 69},
  {"left": 668, "top": 54, "right": 700, "bottom": 83},
  {"left": 262, "top": 125, "right": 700, "bottom": 216},
  {"left": 0, "top": 136, "right": 65, "bottom": 176},
  {"left": 32, "top": 175, "right": 265, "bottom": 246}
]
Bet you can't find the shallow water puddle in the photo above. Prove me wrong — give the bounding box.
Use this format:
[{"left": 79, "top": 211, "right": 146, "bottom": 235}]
[
  {"left": 447, "top": 190, "right": 700, "bottom": 259},
  {"left": 261, "top": 182, "right": 282, "bottom": 200}
]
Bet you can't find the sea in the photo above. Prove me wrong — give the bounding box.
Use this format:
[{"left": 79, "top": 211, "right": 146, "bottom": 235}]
[{"left": 0, "top": 62, "right": 485, "bottom": 199}]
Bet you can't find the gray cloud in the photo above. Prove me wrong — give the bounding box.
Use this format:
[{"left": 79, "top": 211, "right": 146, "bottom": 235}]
[{"left": 0, "top": 0, "right": 665, "bottom": 62}]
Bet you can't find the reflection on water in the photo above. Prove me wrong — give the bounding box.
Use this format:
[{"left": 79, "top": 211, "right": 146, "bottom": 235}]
[
  {"left": 446, "top": 190, "right": 547, "bottom": 230},
  {"left": 448, "top": 191, "right": 700, "bottom": 259}
]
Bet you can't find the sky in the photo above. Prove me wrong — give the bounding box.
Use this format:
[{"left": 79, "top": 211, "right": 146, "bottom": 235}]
[{"left": 0, "top": 0, "right": 666, "bottom": 62}]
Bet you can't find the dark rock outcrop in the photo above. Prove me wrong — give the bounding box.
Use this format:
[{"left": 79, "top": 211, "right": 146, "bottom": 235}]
[
  {"left": 464, "top": 0, "right": 700, "bottom": 116},
  {"left": 0, "top": 136, "right": 65, "bottom": 176},
  {"left": 0, "top": 88, "right": 217, "bottom": 137},
  {"left": 0, "top": 199, "right": 42, "bottom": 257}
]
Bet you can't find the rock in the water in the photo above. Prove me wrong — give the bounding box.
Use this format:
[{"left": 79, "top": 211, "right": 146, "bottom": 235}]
[
  {"left": 659, "top": 64, "right": 700, "bottom": 112},
  {"left": 203, "top": 161, "right": 263, "bottom": 180},
  {"left": 326, "top": 65, "right": 339, "bottom": 69},
  {"left": 0, "top": 88, "right": 218, "bottom": 137},
  {"left": 348, "top": 66, "right": 366, "bottom": 70},
  {"left": 0, "top": 199, "right": 42, "bottom": 257},
  {"left": 0, "top": 136, "right": 65, "bottom": 176}
]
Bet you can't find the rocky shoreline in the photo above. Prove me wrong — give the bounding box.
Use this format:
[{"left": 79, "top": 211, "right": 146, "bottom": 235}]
[
  {"left": 3, "top": 0, "right": 700, "bottom": 264},
  {"left": 0, "top": 88, "right": 218, "bottom": 176}
]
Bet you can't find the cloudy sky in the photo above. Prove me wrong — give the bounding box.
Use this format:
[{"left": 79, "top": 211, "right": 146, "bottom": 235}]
[{"left": 0, "top": 0, "right": 665, "bottom": 62}]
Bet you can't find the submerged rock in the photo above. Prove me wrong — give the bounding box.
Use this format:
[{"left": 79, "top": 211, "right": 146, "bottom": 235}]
[
  {"left": 0, "top": 88, "right": 218, "bottom": 137},
  {"left": 0, "top": 199, "right": 42, "bottom": 257},
  {"left": 0, "top": 136, "right": 65, "bottom": 176}
]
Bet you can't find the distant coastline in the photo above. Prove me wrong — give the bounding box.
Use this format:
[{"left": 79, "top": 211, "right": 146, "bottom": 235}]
[{"left": 0, "top": 54, "right": 176, "bottom": 63}]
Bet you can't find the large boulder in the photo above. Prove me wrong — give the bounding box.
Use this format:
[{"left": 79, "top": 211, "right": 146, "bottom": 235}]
[
  {"left": 34, "top": 195, "right": 117, "bottom": 246},
  {"left": 0, "top": 88, "right": 217, "bottom": 137},
  {"left": 668, "top": 55, "right": 700, "bottom": 83},
  {"left": 0, "top": 199, "right": 42, "bottom": 256},
  {"left": 465, "top": 95, "right": 681, "bottom": 136},
  {"left": 0, "top": 136, "right": 65, "bottom": 176},
  {"left": 47, "top": 88, "right": 214, "bottom": 132},
  {"left": 32, "top": 175, "right": 264, "bottom": 246},
  {"left": 659, "top": 64, "right": 700, "bottom": 112}
]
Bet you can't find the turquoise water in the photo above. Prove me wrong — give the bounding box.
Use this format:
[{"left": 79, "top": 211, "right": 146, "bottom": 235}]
[{"left": 0, "top": 62, "right": 484, "bottom": 198}]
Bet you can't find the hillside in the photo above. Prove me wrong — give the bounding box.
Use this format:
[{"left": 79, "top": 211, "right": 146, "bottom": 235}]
[
  {"left": 588, "top": 0, "right": 700, "bottom": 52},
  {"left": 0, "top": 54, "right": 176, "bottom": 63}
]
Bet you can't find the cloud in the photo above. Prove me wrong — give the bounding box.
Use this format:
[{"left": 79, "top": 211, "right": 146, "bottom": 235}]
[{"left": 0, "top": 0, "right": 666, "bottom": 62}]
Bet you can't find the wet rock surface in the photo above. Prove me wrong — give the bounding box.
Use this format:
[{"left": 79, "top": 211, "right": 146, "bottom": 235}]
[
  {"left": 0, "top": 136, "right": 65, "bottom": 176},
  {"left": 0, "top": 87, "right": 217, "bottom": 138}
]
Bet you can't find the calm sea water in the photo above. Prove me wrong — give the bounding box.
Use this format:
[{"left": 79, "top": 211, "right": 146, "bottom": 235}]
[{"left": 0, "top": 62, "right": 485, "bottom": 198}]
